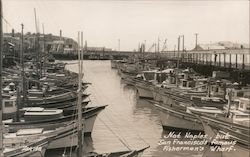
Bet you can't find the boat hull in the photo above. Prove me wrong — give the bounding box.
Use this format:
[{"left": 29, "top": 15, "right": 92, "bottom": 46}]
[
  {"left": 47, "top": 128, "right": 78, "bottom": 149},
  {"left": 135, "top": 85, "right": 153, "bottom": 99},
  {"left": 152, "top": 88, "right": 163, "bottom": 102},
  {"left": 4, "top": 138, "right": 49, "bottom": 157},
  {"left": 152, "top": 103, "right": 203, "bottom": 133},
  {"left": 161, "top": 109, "right": 203, "bottom": 133}
]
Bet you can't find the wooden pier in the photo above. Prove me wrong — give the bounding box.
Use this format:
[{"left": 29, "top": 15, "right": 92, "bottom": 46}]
[{"left": 54, "top": 48, "right": 250, "bottom": 70}]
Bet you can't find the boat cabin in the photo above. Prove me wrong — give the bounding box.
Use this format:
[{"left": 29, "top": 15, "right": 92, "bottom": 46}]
[
  {"left": 2, "top": 97, "right": 17, "bottom": 120},
  {"left": 22, "top": 107, "right": 64, "bottom": 122},
  {"left": 156, "top": 69, "right": 175, "bottom": 84},
  {"left": 229, "top": 110, "right": 250, "bottom": 127},
  {"left": 142, "top": 70, "right": 158, "bottom": 81},
  {"left": 231, "top": 88, "right": 250, "bottom": 101},
  {"left": 235, "top": 97, "right": 250, "bottom": 113},
  {"left": 28, "top": 86, "right": 45, "bottom": 97},
  {"left": 179, "top": 78, "right": 196, "bottom": 89}
]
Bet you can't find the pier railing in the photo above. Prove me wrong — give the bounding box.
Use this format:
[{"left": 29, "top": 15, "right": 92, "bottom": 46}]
[{"left": 163, "top": 49, "right": 250, "bottom": 70}]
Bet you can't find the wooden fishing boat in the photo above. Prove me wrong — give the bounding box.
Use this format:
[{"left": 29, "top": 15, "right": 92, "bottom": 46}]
[
  {"left": 4, "top": 105, "right": 106, "bottom": 136},
  {"left": 28, "top": 91, "right": 79, "bottom": 103},
  {"left": 155, "top": 95, "right": 250, "bottom": 147},
  {"left": 1, "top": 94, "right": 90, "bottom": 121},
  {"left": 27, "top": 93, "right": 90, "bottom": 107},
  {"left": 4, "top": 122, "right": 80, "bottom": 150},
  {"left": 198, "top": 115, "right": 249, "bottom": 157},
  {"left": 134, "top": 70, "right": 159, "bottom": 99},
  {"left": 4, "top": 135, "right": 51, "bottom": 157}
]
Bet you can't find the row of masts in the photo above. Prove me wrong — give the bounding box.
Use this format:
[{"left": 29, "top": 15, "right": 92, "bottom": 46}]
[
  {"left": 0, "top": 1, "right": 86, "bottom": 155},
  {"left": 136, "top": 34, "right": 199, "bottom": 53}
]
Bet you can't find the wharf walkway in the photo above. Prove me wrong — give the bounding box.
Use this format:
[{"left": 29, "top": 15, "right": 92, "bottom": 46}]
[{"left": 54, "top": 48, "right": 250, "bottom": 70}]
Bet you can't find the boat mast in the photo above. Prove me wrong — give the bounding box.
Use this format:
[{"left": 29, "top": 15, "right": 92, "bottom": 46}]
[
  {"left": 42, "top": 23, "right": 46, "bottom": 77},
  {"left": 176, "top": 36, "right": 180, "bottom": 87},
  {"left": 34, "top": 8, "right": 40, "bottom": 86},
  {"left": 226, "top": 89, "right": 232, "bottom": 118},
  {"left": 0, "top": 0, "right": 3, "bottom": 156},
  {"left": 77, "top": 31, "right": 83, "bottom": 157},
  {"left": 21, "top": 23, "right": 27, "bottom": 106}
]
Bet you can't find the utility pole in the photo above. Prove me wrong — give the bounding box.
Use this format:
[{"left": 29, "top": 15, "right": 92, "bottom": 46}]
[
  {"left": 177, "top": 36, "right": 180, "bottom": 52},
  {"left": 154, "top": 42, "right": 157, "bottom": 53},
  {"left": 118, "top": 39, "right": 120, "bottom": 51},
  {"left": 0, "top": 0, "right": 3, "bottom": 156},
  {"left": 195, "top": 33, "right": 198, "bottom": 50},
  {"left": 177, "top": 36, "right": 180, "bottom": 68},
  {"left": 173, "top": 45, "right": 176, "bottom": 57},
  {"left": 157, "top": 37, "right": 160, "bottom": 52},
  {"left": 34, "top": 8, "right": 38, "bottom": 34},
  {"left": 138, "top": 42, "right": 140, "bottom": 52},
  {"left": 182, "top": 35, "right": 185, "bottom": 52}
]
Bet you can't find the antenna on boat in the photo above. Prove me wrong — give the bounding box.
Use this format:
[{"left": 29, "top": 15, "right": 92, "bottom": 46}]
[{"left": 0, "top": 0, "right": 3, "bottom": 156}]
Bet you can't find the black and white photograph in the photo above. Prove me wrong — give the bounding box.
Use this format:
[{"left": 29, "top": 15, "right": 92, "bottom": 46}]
[{"left": 0, "top": 0, "right": 249, "bottom": 157}]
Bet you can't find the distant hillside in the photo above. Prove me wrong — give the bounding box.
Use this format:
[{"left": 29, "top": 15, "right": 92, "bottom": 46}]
[
  {"left": 194, "top": 41, "right": 249, "bottom": 50},
  {"left": 217, "top": 41, "right": 249, "bottom": 49}
]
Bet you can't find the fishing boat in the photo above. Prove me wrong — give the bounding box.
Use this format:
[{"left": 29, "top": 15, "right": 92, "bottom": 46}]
[
  {"left": 4, "top": 122, "right": 80, "bottom": 150},
  {"left": 1, "top": 90, "right": 89, "bottom": 119},
  {"left": 156, "top": 102, "right": 205, "bottom": 133},
  {"left": 134, "top": 70, "right": 158, "bottom": 99},
  {"left": 27, "top": 93, "right": 89, "bottom": 108},
  {"left": 4, "top": 135, "right": 51, "bottom": 157},
  {"left": 197, "top": 115, "right": 250, "bottom": 157},
  {"left": 156, "top": 92, "right": 250, "bottom": 146},
  {"left": 4, "top": 105, "right": 107, "bottom": 136}
]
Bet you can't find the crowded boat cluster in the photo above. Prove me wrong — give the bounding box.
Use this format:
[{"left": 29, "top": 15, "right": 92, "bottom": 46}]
[
  {"left": 111, "top": 58, "right": 250, "bottom": 152},
  {"left": 1, "top": 54, "right": 150, "bottom": 156},
  {"left": 1, "top": 58, "right": 104, "bottom": 156}
]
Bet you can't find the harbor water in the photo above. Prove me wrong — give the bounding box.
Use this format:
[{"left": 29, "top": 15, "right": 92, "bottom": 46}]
[
  {"left": 61, "top": 60, "right": 204, "bottom": 157},
  {"left": 44, "top": 60, "right": 249, "bottom": 157}
]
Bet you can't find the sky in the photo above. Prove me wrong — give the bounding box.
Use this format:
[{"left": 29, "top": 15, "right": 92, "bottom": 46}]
[{"left": 2, "top": 0, "right": 249, "bottom": 51}]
